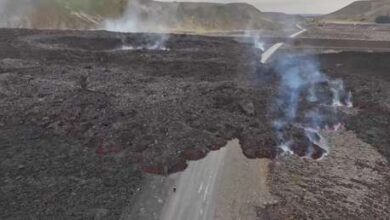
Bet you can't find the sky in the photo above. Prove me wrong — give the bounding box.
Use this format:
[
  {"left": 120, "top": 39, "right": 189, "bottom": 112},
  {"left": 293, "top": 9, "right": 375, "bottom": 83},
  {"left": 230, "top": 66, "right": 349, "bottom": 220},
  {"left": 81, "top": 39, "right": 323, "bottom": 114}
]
[{"left": 160, "top": 0, "right": 358, "bottom": 14}]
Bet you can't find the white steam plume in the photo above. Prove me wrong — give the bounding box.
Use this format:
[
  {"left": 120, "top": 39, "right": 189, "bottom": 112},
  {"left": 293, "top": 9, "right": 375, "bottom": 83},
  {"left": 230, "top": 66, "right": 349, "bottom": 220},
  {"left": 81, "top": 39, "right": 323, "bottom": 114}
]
[
  {"left": 0, "top": 0, "right": 37, "bottom": 28},
  {"left": 271, "top": 56, "right": 352, "bottom": 159},
  {"left": 253, "top": 34, "right": 265, "bottom": 51},
  {"left": 243, "top": 26, "right": 265, "bottom": 52},
  {"left": 103, "top": 0, "right": 174, "bottom": 51}
]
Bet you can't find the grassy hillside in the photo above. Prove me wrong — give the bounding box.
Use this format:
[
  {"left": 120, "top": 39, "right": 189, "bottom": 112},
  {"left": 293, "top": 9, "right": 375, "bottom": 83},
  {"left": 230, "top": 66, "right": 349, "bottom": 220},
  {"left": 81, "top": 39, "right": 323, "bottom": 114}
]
[
  {"left": 174, "top": 2, "right": 281, "bottom": 31},
  {"left": 118, "top": 1, "right": 283, "bottom": 32},
  {"left": 0, "top": 0, "right": 284, "bottom": 31},
  {"left": 0, "top": 0, "right": 125, "bottom": 29},
  {"left": 323, "top": 0, "right": 390, "bottom": 23},
  {"left": 48, "top": 0, "right": 127, "bottom": 16}
]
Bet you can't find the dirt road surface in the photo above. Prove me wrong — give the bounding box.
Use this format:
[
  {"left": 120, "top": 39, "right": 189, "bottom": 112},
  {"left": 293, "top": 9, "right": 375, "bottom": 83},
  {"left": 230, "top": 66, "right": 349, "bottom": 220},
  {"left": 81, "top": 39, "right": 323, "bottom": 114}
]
[
  {"left": 160, "top": 143, "right": 228, "bottom": 220},
  {"left": 261, "top": 24, "right": 306, "bottom": 63},
  {"left": 123, "top": 140, "right": 275, "bottom": 220}
]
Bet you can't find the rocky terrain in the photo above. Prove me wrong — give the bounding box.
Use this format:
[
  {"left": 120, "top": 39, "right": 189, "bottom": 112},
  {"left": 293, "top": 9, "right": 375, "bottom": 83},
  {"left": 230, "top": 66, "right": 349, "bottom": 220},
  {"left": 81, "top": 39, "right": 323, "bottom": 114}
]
[
  {"left": 0, "top": 27, "right": 389, "bottom": 219},
  {"left": 0, "top": 28, "right": 269, "bottom": 219},
  {"left": 260, "top": 51, "right": 390, "bottom": 219}
]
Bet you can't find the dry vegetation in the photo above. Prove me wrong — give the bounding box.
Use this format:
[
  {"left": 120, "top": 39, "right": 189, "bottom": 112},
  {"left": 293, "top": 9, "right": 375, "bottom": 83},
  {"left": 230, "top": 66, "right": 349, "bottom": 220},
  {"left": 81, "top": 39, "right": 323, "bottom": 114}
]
[
  {"left": 1, "top": 0, "right": 285, "bottom": 31},
  {"left": 323, "top": 0, "right": 390, "bottom": 23}
]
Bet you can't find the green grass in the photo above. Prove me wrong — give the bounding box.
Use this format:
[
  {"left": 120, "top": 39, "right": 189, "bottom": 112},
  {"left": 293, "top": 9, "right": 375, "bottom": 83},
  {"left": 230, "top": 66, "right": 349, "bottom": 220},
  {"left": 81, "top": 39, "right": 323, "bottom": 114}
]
[{"left": 38, "top": 0, "right": 128, "bottom": 16}]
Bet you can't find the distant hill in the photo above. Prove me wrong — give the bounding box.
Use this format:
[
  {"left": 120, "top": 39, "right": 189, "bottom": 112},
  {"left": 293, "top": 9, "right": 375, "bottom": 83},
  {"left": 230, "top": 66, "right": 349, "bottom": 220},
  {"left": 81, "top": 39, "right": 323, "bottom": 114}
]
[
  {"left": 105, "top": 0, "right": 284, "bottom": 32},
  {"left": 171, "top": 2, "right": 282, "bottom": 31},
  {"left": 323, "top": 0, "right": 390, "bottom": 23},
  {"left": 0, "top": 0, "right": 126, "bottom": 29},
  {"left": 0, "top": 0, "right": 286, "bottom": 32}
]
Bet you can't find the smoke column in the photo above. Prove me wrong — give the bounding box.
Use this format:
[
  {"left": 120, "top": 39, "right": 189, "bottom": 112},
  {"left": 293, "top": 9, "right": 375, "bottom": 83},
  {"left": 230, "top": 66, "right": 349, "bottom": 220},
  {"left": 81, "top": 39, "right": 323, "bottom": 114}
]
[
  {"left": 0, "top": 0, "right": 37, "bottom": 28},
  {"left": 252, "top": 34, "right": 265, "bottom": 51},
  {"left": 103, "top": 0, "right": 173, "bottom": 50},
  {"left": 271, "top": 55, "right": 352, "bottom": 159}
]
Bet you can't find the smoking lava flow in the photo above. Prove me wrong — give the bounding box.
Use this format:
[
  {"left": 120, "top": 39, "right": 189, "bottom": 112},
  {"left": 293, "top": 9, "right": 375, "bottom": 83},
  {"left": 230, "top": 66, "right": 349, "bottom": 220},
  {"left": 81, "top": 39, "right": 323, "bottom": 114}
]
[{"left": 271, "top": 55, "right": 353, "bottom": 160}]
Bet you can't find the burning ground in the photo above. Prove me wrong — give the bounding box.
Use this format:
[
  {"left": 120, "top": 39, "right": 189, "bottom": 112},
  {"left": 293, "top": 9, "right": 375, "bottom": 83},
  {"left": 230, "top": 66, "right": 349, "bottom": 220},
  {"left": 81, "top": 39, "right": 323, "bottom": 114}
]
[{"left": 0, "top": 28, "right": 389, "bottom": 219}]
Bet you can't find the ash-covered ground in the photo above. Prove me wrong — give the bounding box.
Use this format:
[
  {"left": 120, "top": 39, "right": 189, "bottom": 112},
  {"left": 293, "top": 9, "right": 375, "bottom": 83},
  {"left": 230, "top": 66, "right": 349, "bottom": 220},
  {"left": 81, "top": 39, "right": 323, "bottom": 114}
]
[{"left": 0, "top": 28, "right": 389, "bottom": 219}]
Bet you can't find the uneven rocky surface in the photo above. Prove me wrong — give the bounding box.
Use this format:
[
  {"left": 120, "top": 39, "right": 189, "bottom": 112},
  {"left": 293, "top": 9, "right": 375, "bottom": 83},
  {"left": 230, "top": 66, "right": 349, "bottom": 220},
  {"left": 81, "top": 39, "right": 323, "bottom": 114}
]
[
  {"left": 0, "top": 28, "right": 271, "bottom": 219},
  {"left": 320, "top": 51, "right": 390, "bottom": 162},
  {"left": 260, "top": 129, "right": 390, "bottom": 220},
  {"left": 258, "top": 51, "right": 390, "bottom": 219},
  {"left": 0, "top": 28, "right": 389, "bottom": 219}
]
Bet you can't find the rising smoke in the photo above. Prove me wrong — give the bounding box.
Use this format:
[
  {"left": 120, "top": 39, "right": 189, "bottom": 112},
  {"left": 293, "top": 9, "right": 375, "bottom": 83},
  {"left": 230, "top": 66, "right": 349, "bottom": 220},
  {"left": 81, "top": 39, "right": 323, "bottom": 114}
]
[
  {"left": 271, "top": 55, "right": 352, "bottom": 159},
  {"left": 0, "top": 0, "right": 37, "bottom": 28},
  {"left": 103, "top": 0, "right": 174, "bottom": 50},
  {"left": 251, "top": 32, "right": 265, "bottom": 51}
]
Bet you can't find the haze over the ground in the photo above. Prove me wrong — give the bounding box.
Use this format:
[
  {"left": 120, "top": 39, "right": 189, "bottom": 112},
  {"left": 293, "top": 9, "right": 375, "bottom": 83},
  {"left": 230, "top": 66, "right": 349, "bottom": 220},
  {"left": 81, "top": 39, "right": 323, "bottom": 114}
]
[{"left": 159, "top": 0, "right": 357, "bottom": 14}]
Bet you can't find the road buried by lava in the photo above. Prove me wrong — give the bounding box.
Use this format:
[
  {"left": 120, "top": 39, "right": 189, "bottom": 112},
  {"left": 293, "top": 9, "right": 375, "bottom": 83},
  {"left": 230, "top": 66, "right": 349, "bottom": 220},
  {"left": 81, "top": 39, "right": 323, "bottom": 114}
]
[{"left": 0, "top": 28, "right": 389, "bottom": 219}]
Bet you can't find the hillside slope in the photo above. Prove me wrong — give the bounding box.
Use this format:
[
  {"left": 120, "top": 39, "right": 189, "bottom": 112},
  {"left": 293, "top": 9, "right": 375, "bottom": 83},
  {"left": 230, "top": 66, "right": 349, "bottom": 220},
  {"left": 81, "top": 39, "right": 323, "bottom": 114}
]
[
  {"left": 0, "top": 0, "right": 283, "bottom": 32},
  {"left": 174, "top": 2, "right": 280, "bottom": 31},
  {"left": 0, "top": 0, "right": 126, "bottom": 29},
  {"left": 324, "top": 0, "right": 390, "bottom": 22}
]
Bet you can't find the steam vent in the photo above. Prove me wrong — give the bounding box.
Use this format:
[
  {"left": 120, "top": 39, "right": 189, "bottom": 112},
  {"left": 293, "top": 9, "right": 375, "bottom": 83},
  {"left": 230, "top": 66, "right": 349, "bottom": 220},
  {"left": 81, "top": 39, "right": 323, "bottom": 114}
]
[{"left": 0, "top": 0, "right": 389, "bottom": 219}]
